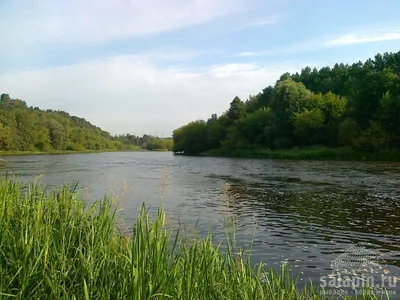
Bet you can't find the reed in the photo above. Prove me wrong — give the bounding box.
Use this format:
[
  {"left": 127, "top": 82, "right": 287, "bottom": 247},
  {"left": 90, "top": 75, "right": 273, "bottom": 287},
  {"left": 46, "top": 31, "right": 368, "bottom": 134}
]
[{"left": 0, "top": 177, "right": 390, "bottom": 299}]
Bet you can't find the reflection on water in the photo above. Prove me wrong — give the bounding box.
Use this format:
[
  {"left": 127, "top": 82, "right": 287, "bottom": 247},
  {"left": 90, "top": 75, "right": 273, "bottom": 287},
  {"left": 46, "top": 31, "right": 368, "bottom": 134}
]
[{"left": 1, "top": 152, "right": 399, "bottom": 292}]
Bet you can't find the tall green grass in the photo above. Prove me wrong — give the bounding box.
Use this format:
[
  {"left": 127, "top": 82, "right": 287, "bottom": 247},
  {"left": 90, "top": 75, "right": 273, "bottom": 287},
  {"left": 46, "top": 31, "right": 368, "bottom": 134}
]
[{"left": 0, "top": 177, "right": 390, "bottom": 299}]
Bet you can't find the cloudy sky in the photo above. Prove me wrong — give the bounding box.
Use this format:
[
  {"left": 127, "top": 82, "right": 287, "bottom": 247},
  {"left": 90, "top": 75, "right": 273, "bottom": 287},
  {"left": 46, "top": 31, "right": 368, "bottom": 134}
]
[{"left": 1, "top": 0, "right": 400, "bottom": 136}]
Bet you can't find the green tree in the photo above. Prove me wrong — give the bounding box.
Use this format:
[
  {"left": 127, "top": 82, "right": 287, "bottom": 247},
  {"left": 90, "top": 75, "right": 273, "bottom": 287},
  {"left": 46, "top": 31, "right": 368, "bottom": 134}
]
[
  {"left": 354, "top": 121, "right": 389, "bottom": 152},
  {"left": 292, "top": 108, "right": 325, "bottom": 145},
  {"left": 206, "top": 117, "right": 225, "bottom": 150},
  {"left": 241, "top": 107, "right": 273, "bottom": 145},
  {"left": 0, "top": 123, "right": 13, "bottom": 150},
  {"left": 0, "top": 94, "right": 11, "bottom": 103},
  {"left": 167, "top": 50, "right": 400, "bottom": 155},
  {"left": 270, "top": 78, "right": 314, "bottom": 145},
  {"left": 227, "top": 96, "right": 246, "bottom": 124},
  {"left": 377, "top": 91, "right": 400, "bottom": 134},
  {"left": 173, "top": 121, "right": 209, "bottom": 155},
  {"left": 35, "top": 126, "right": 51, "bottom": 151},
  {"left": 47, "top": 120, "right": 67, "bottom": 150},
  {"left": 337, "top": 118, "right": 359, "bottom": 146}
]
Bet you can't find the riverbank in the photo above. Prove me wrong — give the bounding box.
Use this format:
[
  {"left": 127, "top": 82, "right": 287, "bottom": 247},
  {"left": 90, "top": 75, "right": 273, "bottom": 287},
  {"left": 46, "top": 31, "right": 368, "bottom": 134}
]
[
  {"left": 0, "top": 177, "right": 387, "bottom": 299},
  {"left": 0, "top": 148, "right": 148, "bottom": 156},
  {"left": 200, "top": 147, "right": 400, "bottom": 162}
]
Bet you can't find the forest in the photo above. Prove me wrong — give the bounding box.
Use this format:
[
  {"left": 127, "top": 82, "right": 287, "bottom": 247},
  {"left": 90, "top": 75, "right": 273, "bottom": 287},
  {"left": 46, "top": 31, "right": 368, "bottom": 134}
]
[
  {"left": 0, "top": 93, "right": 173, "bottom": 152},
  {"left": 172, "top": 51, "right": 400, "bottom": 156}
]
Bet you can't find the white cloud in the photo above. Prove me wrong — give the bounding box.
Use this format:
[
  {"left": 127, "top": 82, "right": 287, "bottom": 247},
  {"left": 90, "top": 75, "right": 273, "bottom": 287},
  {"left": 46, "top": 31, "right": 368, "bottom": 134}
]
[
  {"left": 0, "top": 0, "right": 254, "bottom": 49},
  {"left": 243, "top": 15, "right": 283, "bottom": 27},
  {"left": 235, "top": 51, "right": 263, "bottom": 57},
  {"left": 0, "top": 0, "right": 294, "bottom": 136},
  {"left": 232, "top": 28, "right": 400, "bottom": 57},
  {"left": 325, "top": 31, "right": 400, "bottom": 46},
  {"left": 227, "top": 14, "right": 282, "bottom": 34},
  {"left": 0, "top": 55, "right": 309, "bottom": 136},
  {"left": 207, "top": 63, "right": 260, "bottom": 77},
  {"left": 134, "top": 47, "right": 221, "bottom": 63}
]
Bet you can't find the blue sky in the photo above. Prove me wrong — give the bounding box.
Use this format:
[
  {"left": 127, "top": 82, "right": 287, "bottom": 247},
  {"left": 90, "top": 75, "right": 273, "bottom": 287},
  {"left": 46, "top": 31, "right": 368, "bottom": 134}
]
[{"left": 1, "top": 0, "right": 400, "bottom": 136}]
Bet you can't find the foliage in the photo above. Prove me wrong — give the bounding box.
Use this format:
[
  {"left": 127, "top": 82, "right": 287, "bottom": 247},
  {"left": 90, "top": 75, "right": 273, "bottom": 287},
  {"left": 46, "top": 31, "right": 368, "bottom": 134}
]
[
  {"left": 292, "top": 108, "right": 324, "bottom": 145},
  {"left": 172, "top": 51, "right": 400, "bottom": 156},
  {"left": 337, "top": 118, "right": 360, "bottom": 146},
  {"left": 114, "top": 133, "right": 174, "bottom": 151},
  {"left": 0, "top": 95, "right": 115, "bottom": 151},
  {"left": 0, "top": 177, "right": 387, "bottom": 299},
  {"left": 172, "top": 120, "right": 209, "bottom": 155},
  {"left": 0, "top": 94, "right": 173, "bottom": 152},
  {"left": 354, "top": 121, "right": 389, "bottom": 152}
]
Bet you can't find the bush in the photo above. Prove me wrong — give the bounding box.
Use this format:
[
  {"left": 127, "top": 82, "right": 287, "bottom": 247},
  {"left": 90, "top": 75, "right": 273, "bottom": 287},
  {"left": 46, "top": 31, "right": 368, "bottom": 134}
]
[{"left": 354, "top": 121, "right": 389, "bottom": 152}]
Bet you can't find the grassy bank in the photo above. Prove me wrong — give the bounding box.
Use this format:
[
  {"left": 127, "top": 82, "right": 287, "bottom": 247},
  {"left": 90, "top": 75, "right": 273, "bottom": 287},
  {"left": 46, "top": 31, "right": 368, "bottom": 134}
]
[
  {"left": 149, "top": 148, "right": 172, "bottom": 152},
  {"left": 201, "top": 147, "right": 400, "bottom": 162},
  {"left": 0, "top": 149, "right": 110, "bottom": 156},
  {"left": 0, "top": 178, "right": 389, "bottom": 299}
]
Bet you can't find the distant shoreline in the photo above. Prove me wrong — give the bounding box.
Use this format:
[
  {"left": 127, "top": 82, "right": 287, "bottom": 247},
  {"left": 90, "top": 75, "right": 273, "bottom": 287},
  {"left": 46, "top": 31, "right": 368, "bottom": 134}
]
[
  {"left": 0, "top": 149, "right": 172, "bottom": 156},
  {"left": 4, "top": 147, "right": 399, "bottom": 162},
  {"left": 175, "top": 147, "right": 400, "bottom": 162}
]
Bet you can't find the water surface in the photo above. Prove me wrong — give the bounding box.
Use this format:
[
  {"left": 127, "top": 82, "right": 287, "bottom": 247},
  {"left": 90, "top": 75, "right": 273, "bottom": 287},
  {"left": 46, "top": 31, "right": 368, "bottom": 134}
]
[{"left": 1, "top": 152, "right": 399, "bottom": 295}]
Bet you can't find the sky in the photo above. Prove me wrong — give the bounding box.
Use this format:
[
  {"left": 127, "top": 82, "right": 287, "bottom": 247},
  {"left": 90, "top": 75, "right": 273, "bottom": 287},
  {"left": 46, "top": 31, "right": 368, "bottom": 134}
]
[{"left": 1, "top": 0, "right": 400, "bottom": 137}]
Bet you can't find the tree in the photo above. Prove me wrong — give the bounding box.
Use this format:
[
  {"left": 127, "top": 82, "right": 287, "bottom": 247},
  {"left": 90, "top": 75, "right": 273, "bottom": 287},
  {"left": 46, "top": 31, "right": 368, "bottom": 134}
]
[
  {"left": 0, "top": 94, "right": 11, "bottom": 103},
  {"left": 0, "top": 93, "right": 165, "bottom": 152},
  {"left": 354, "top": 121, "right": 389, "bottom": 152},
  {"left": 292, "top": 109, "right": 325, "bottom": 145},
  {"left": 47, "top": 120, "right": 67, "bottom": 150},
  {"left": 206, "top": 117, "right": 225, "bottom": 150},
  {"left": 320, "top": 92, "right": 348, "bottom": 144},
  {"left": 13, "top": 110, "right": 37, "bottom": 151},
  {"left": 271, "top": 78, "right": 314, "bottom": 119},
  {"left": 207, "top": 113, "right": 218, "bottom": 125},
  {"left": 227, "top": 96, "right": 246, "bottom": 124},
  {"left": 171, "top": 50, "right": 400, "bottom": 154},
  {"left": 173, "top": 121, "right": 209, "bottom": 155},
  {"left": 258, "top": 86, "right": 273, "bottom": 108},
  {"left": 0, "top": 123, "right": 13, "bottom": 150},
  {"left": 337, "top": 118, "right": 359, "bottom": 146},
  {"left": 241, "top": 108, "right": 273, "bottom": 145},
  {"left": 270, "top": 78, "right": 314, "bottom": 143},
  {"left": 377, "top": 91, "right": 400, "bottom": 134},
  {"left": 35, "top": 126, "right": 51, "bottom": 151}
]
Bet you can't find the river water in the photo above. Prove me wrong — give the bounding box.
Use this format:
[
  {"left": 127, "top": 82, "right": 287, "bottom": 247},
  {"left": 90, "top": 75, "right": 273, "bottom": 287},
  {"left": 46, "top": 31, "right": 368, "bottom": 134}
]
[{"left": 1, "top": 152, "right": 399, "bottom": 296}]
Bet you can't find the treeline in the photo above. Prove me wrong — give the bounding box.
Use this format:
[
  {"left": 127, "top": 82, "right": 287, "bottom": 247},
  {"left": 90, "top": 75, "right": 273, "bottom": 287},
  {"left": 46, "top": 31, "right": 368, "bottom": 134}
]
[
  {"left": 0, "top": 94, "right": 172, "bottom": 152},
  {"left": 114, "top": 134, "right": 173, "bottom": 151},
  {"left": 173, "top": 51, "right": 400, "bottom": 155}
]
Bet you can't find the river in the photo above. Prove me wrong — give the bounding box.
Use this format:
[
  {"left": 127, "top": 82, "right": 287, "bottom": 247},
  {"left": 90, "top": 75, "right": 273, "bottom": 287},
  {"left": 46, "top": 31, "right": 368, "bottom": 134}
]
[{"left": 1, "top": 151, "right": 399, "bottom": 296}]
